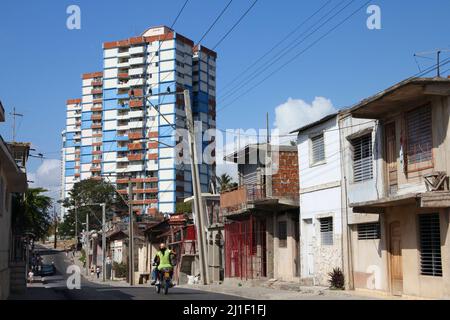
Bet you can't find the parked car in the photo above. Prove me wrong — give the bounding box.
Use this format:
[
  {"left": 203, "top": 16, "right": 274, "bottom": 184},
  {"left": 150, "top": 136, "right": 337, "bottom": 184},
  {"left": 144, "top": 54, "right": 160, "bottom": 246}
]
[{"left": 38, "top": 264, "right": 55, "bottom": 276}]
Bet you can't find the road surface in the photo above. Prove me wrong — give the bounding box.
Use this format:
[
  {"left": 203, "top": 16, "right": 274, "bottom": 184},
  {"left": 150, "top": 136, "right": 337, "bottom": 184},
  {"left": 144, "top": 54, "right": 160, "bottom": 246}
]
[{"left": 10, "top": 246, "right": 243, "bottom": 300}]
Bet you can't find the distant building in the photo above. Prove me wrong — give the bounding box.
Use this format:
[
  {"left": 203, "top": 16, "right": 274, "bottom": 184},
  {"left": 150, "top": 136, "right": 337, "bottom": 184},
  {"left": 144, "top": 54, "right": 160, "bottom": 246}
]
[{"left": 61, "top": 26, "right": 217, "bottom": 218}]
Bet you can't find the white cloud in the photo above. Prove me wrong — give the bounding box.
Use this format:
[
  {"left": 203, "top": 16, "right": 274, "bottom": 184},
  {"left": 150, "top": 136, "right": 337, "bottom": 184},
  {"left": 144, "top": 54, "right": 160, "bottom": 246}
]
[
  {"left": 29, "top": 159, "right": 61, "bottom": 201},
  {"left": 274, "top": 97, "right": 336, "bottom": 134}
]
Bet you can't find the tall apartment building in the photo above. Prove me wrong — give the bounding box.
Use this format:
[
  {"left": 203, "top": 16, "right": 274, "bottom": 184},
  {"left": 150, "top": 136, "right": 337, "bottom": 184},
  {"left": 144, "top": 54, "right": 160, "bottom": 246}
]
[{"left": 62, "top": 26, "right": 217, "bottom": 216}]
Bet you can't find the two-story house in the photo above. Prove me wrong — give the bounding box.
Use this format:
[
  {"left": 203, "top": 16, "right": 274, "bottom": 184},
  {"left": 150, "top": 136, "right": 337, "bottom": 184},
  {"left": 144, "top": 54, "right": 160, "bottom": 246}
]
[
  {"left": 220, "top": 144, "right": 299, "bottom": 282},
  {"left": 348, "top": 77, "right": 450, "bottom": 298},
  {"left": 292, "top": 113, "right": 347, "bottom": 286}
]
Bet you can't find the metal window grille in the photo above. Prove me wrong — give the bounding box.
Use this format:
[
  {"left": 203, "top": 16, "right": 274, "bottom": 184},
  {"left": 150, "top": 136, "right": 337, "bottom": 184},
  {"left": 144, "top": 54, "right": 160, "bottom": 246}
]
[
  {"left": 320, "top": 217, "right": 333, "bottom": 245},
  {"left": 278, "top": 221, "right": 287, "bottom": 248},
  {"left": 407, "top": 106, "right": 432, "bottom": 165},
  {"left": 352, "top": 134, "right": 373, "bottom": 183},
  {"left": 311, "top": 133, "right": 325, "bottom": 164},
  {"left": 419, "top": 213, "right": 442, "bottom": 277},
  {"left": 357, "top": 223, "right": 380, "bottom": 240}
]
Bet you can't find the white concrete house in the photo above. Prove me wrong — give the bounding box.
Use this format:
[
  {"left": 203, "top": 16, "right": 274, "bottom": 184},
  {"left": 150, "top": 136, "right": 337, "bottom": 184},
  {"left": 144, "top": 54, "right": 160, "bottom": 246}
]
[{"left": 292, "top": 113, "right": 344, "bottom": 286}]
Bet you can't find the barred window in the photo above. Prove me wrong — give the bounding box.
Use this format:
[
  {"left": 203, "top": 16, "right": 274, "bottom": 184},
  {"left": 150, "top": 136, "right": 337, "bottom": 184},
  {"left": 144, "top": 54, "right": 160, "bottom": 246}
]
[
  {"left": 320, "top": 217, "right": 333, "bottom": 245},
  {"left": 419, "top": 213, "right": 442, "bottom": 277},
  {"left": 311, "top": 133, "right": 325, "bottom": 165},
  {"left": 357, "top": 223, "right": 380, "bottom": 240},
  {"left": 351, "top": 134, "right": 373, "bottom": 183},
  {"left": 406, "top": 106, "right": 432, "bottom": 169}
]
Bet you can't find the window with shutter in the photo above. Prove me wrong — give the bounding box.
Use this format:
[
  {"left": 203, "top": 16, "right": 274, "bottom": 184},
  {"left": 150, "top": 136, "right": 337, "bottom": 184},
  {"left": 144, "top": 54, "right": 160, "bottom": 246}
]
[
  {"left": 320, "top": 217, "right": 333, "bottom": 245},
  {"left": 310, "top": 133, "right": 325, "bottom": 166},
  {"left": 357, "top": 223, "right": 380, "bottom": 240},
  {"left": 419, "top": 213, "right": 442, "bottom": 277},
  {"left": 351, "top": 134, "right": 373, "bottom": 183},
  {"left": 406, "top": 106, "right": 433, "bottom": 171}
]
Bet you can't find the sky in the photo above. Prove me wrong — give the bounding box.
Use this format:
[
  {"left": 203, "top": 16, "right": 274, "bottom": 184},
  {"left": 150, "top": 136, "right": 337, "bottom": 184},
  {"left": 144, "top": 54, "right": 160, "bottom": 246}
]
[{"left": 0, "top": 0, "right": 449, "bottom": 202}]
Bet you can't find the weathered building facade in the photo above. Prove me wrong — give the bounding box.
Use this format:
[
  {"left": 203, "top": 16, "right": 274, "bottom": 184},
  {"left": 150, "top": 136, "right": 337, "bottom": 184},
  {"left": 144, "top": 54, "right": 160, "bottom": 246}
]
[
  {"left": 220, "top": 144, "right": 299, "bottom": 282},
  {"left": 348, "top": 77, "right": 450, "bottom": 298}
]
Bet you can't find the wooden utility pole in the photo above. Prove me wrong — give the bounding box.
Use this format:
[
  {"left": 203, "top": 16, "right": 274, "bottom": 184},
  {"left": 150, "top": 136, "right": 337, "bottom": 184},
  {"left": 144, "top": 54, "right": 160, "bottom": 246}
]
[
  {"left": 128, "top": 180, "right": 134, "bottom": 285},
  {"left": 53, "top": 207, "right": 58, "bottom": 249},
  {"left": 101, "top": 203, "right": 106, "bottom": 282},
  {"left": 184, "top": 89, "right": 210, "bottom": 285}
]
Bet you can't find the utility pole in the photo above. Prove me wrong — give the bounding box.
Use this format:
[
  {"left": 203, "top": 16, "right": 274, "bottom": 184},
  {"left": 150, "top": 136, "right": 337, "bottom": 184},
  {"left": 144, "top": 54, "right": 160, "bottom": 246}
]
[
  {"left": 10, "top": 107, "right": 23, "bottom": 142},
  {"left": 128, "top": 180, "right": 134, "bottom": 285},
  {"left": 184, "top": 89, "right": 210, "bottom": 285},
  {"left": 437, "top": 50, "right": 441, "bottom": 78},
  {"left": 85, "top": 212, "right": 89, "bottom": 276},
  {"left": 74, "top": 203, "right": 78, "bottom": 249},
  {"left": 53, "top": 207, "right": 58, "bottom": 249},
  {"left": 101, "top": 203, "right": 106, "bottom": 282}
]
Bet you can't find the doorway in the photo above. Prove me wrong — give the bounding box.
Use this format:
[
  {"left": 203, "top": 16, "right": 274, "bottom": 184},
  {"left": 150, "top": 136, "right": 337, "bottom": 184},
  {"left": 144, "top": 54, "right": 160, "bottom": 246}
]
[
  {"left": 302, "top": 219, "right": 314, "bottom": 278},
  {"left": 389, "top": 221, "right": 403, "bottom": 296}
]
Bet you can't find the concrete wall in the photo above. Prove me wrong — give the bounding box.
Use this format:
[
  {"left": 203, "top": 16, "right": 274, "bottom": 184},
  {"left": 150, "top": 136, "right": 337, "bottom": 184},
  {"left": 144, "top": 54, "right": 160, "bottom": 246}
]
[
  {"left": 0, "top": 164, "right": 12, "bottom": 300},
  {"left": 273, "top": 212, "right": 299, "bottom": 281}
]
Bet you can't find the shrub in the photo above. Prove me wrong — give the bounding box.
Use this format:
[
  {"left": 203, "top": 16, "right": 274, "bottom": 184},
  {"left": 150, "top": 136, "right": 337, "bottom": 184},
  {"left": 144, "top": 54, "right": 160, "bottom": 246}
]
[
  {"left": 113, "top": 262, "right": 128, "bottom": 278},
  {"left": 328, "top": 267, "right": 345, "bottom": 290}
]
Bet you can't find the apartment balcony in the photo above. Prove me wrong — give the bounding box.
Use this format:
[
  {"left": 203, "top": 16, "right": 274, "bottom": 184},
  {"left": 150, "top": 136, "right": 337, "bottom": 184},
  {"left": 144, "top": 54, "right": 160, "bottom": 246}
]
[
  {"left": 116, "top": 154, "right": 129, "bottom": 162},
  {"left": 91, "top": 114, "right": 102, "bottom": 121},
  {"left": 118, "top": 51, "right": 129, "bottom": 58},
  {"left": 93, "top": 98, "right": 102, "bottom": 104},
  {"left": 91, "top": 79, "right": 102, "bottom": 86},
  {"left": 129, "top": 57, "right": 145, "bottom": 65},
  {"left": 127, "top": 153, "right": 143, "bottom": 161},
  {"left": 147, "top": 142, "right": 158, "bottom": 149},
  {"left": 128, "top": 132, "right": 143, "bottom": 140},
  {"left": 129, "top": 100, "right": 143, "bottom": 108},
  {"left": 91, "top": 88, "right": 102, "bottom": 95},
  {"left": 75, "top": 121, "right": 82, "bottom": 126},
  {"left": 92, "top": 150, "right": 102, "bottom": 155},
  {"left": 117, "top": 135, "right": 129, "bottom": 141},
  {"left": 128, "top": 121, "right": 143, "bottom": 129},
  {"left": 129, "top": 46, "right": 145, "bottom": 55},
  {"left": 126, "top": 164, "right": 145, "bottom": 172},
  {"left": 91, "top": 106, "right": 103, "bottom": 112},
  {"left": 117, "top": 124, "right": 129, "bottom": 131},
  {"left": 116, "top": 92, "right": 129, "bottom": 99},
  {"left": 90, "top": 166, "right": 101, "bottom": 172},
  {"left": 91, "top": 123, "right": 102, "bottom": 129},
  {"left": 117, "top": 61, "right": 130, "bottom": 68},
  {"left": 133, "top": 188, "right": 158, "bottom": 194},
  {"left": 116, "top": 167, "right": 129, "bottom": 173},
  {"left": 220, "top": 184, "right": 299, "bottom": 218},
  {"left": 116, "top": 177, "right": 158, "bottom": 184},
  {"left": 147, "top": 153, "right": 158, "bottom": 160},
  {"left": 130, "top": 199, "right": 157, "bottom": 205},
  {"left": 129, "top": 67, "right": 144, "bottom": 76},
  {"left": 117, "top": 145, "right": 128, "bottom": 152},
  {"left": 129, "top": 89, "right": 143, "bottom": 97},
  {"left": 118, "top": 73, "right": 129, "bottom": 80},
  {"left": 92, "top": 159, "right": 102, "bottom": 164},
  {"left": 128, "top": 143, "right": 143, "bottom": 150}
]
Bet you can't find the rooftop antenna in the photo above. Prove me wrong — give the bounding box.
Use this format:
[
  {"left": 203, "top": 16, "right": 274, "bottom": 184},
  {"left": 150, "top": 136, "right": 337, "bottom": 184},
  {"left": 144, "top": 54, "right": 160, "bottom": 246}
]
[
  {"left": 10, "top": 107, "right": 23, "bottom": 142},
  {"left": 414, "top": 49, "right": 450, "bottom": 77}
]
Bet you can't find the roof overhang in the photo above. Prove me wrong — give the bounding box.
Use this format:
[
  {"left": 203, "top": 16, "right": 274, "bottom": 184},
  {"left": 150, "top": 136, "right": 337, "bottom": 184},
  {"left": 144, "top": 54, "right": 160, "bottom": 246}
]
[
  {"left": 0, "top": 137, "right": 27, "bottom": 192},
  {"left": 350, "top": 77, "right": 450, "bottom": 119},
  {"left": 350, "top": 191, "right": 450, "bottom": 213}
]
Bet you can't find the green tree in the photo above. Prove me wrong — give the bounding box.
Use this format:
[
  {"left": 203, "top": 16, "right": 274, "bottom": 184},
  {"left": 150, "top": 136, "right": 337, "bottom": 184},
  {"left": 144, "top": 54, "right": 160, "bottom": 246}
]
[
  {"left": 59, "top": 178, "right": 127, "bottom": 238},
  {"left": 216, "top": 173, "right": 238, "bottom": 193},
  {"left": 11, "top": 188, "right": 53, "bottom": 241}
]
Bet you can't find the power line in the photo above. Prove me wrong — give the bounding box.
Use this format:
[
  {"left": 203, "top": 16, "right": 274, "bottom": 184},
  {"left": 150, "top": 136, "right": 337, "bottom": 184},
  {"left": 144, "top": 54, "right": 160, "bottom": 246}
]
[
  {"left": 212, "top": 0, "right": 259, "bottom": 50},
  {"left": 196, "top": 0, "right": 234, "bottom": 46},
  {"left": 218, "top": 0, "right": 356, "bottom": 104},
  {"left": 216, "top": 0, "right": 372, "bottom": 112},
  {"left": 220, "top": 0, "right": 332, "bottom": 93}
]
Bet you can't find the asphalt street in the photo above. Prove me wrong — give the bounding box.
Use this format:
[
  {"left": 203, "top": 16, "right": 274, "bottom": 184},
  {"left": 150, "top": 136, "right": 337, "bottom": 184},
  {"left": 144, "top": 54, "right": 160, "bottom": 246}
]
[{"left": 10, "top": 246, "right": 243, "bottom": 300}]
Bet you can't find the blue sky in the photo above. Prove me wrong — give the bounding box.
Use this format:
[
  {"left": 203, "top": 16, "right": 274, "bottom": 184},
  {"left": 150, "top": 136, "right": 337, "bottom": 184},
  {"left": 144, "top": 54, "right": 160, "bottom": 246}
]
[{"left": 0, "top": 0, "right": 449, "bottom": 199}]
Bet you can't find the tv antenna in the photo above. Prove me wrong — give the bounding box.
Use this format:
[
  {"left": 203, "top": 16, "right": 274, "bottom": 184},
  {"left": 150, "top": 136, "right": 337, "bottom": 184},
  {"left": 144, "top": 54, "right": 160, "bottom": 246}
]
[
  {"left": 9, "top": 107, "right": 23, "bottom": 142},
  {"left": 414, "top": 49, "right": 450, "bottom": 77}
]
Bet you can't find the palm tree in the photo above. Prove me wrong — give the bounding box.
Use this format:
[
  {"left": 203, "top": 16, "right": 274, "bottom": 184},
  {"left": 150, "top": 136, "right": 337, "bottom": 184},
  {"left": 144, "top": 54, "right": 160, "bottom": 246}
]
[
  {"left": 216, "top": 173, "right": 237, "bottom": 193},
  {"left": 12, "top": 188, "right": 52, "bottom": 241}
]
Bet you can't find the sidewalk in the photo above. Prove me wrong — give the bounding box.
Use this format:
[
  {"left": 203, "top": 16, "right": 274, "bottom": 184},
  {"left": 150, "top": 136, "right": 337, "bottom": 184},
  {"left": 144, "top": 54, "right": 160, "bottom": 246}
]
[{"left": 178, "top": 280, "right": 405, "bottom": 300}]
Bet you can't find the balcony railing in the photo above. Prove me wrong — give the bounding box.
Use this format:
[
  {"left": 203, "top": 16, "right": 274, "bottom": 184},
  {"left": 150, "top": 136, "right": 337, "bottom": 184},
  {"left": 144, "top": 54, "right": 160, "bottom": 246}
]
[{"left": 220, "top": 184, "right": 266, "bottom": 216}]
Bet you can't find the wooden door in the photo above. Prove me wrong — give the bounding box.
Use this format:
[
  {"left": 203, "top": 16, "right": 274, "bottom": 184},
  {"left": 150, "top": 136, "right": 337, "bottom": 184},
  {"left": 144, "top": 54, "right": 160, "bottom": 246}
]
[
  {"left": 389, "top": 221, "right": 403, "bottom": 296},
  {"left": 385, "top": 123, "right": 398, "bottom": 194}
]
